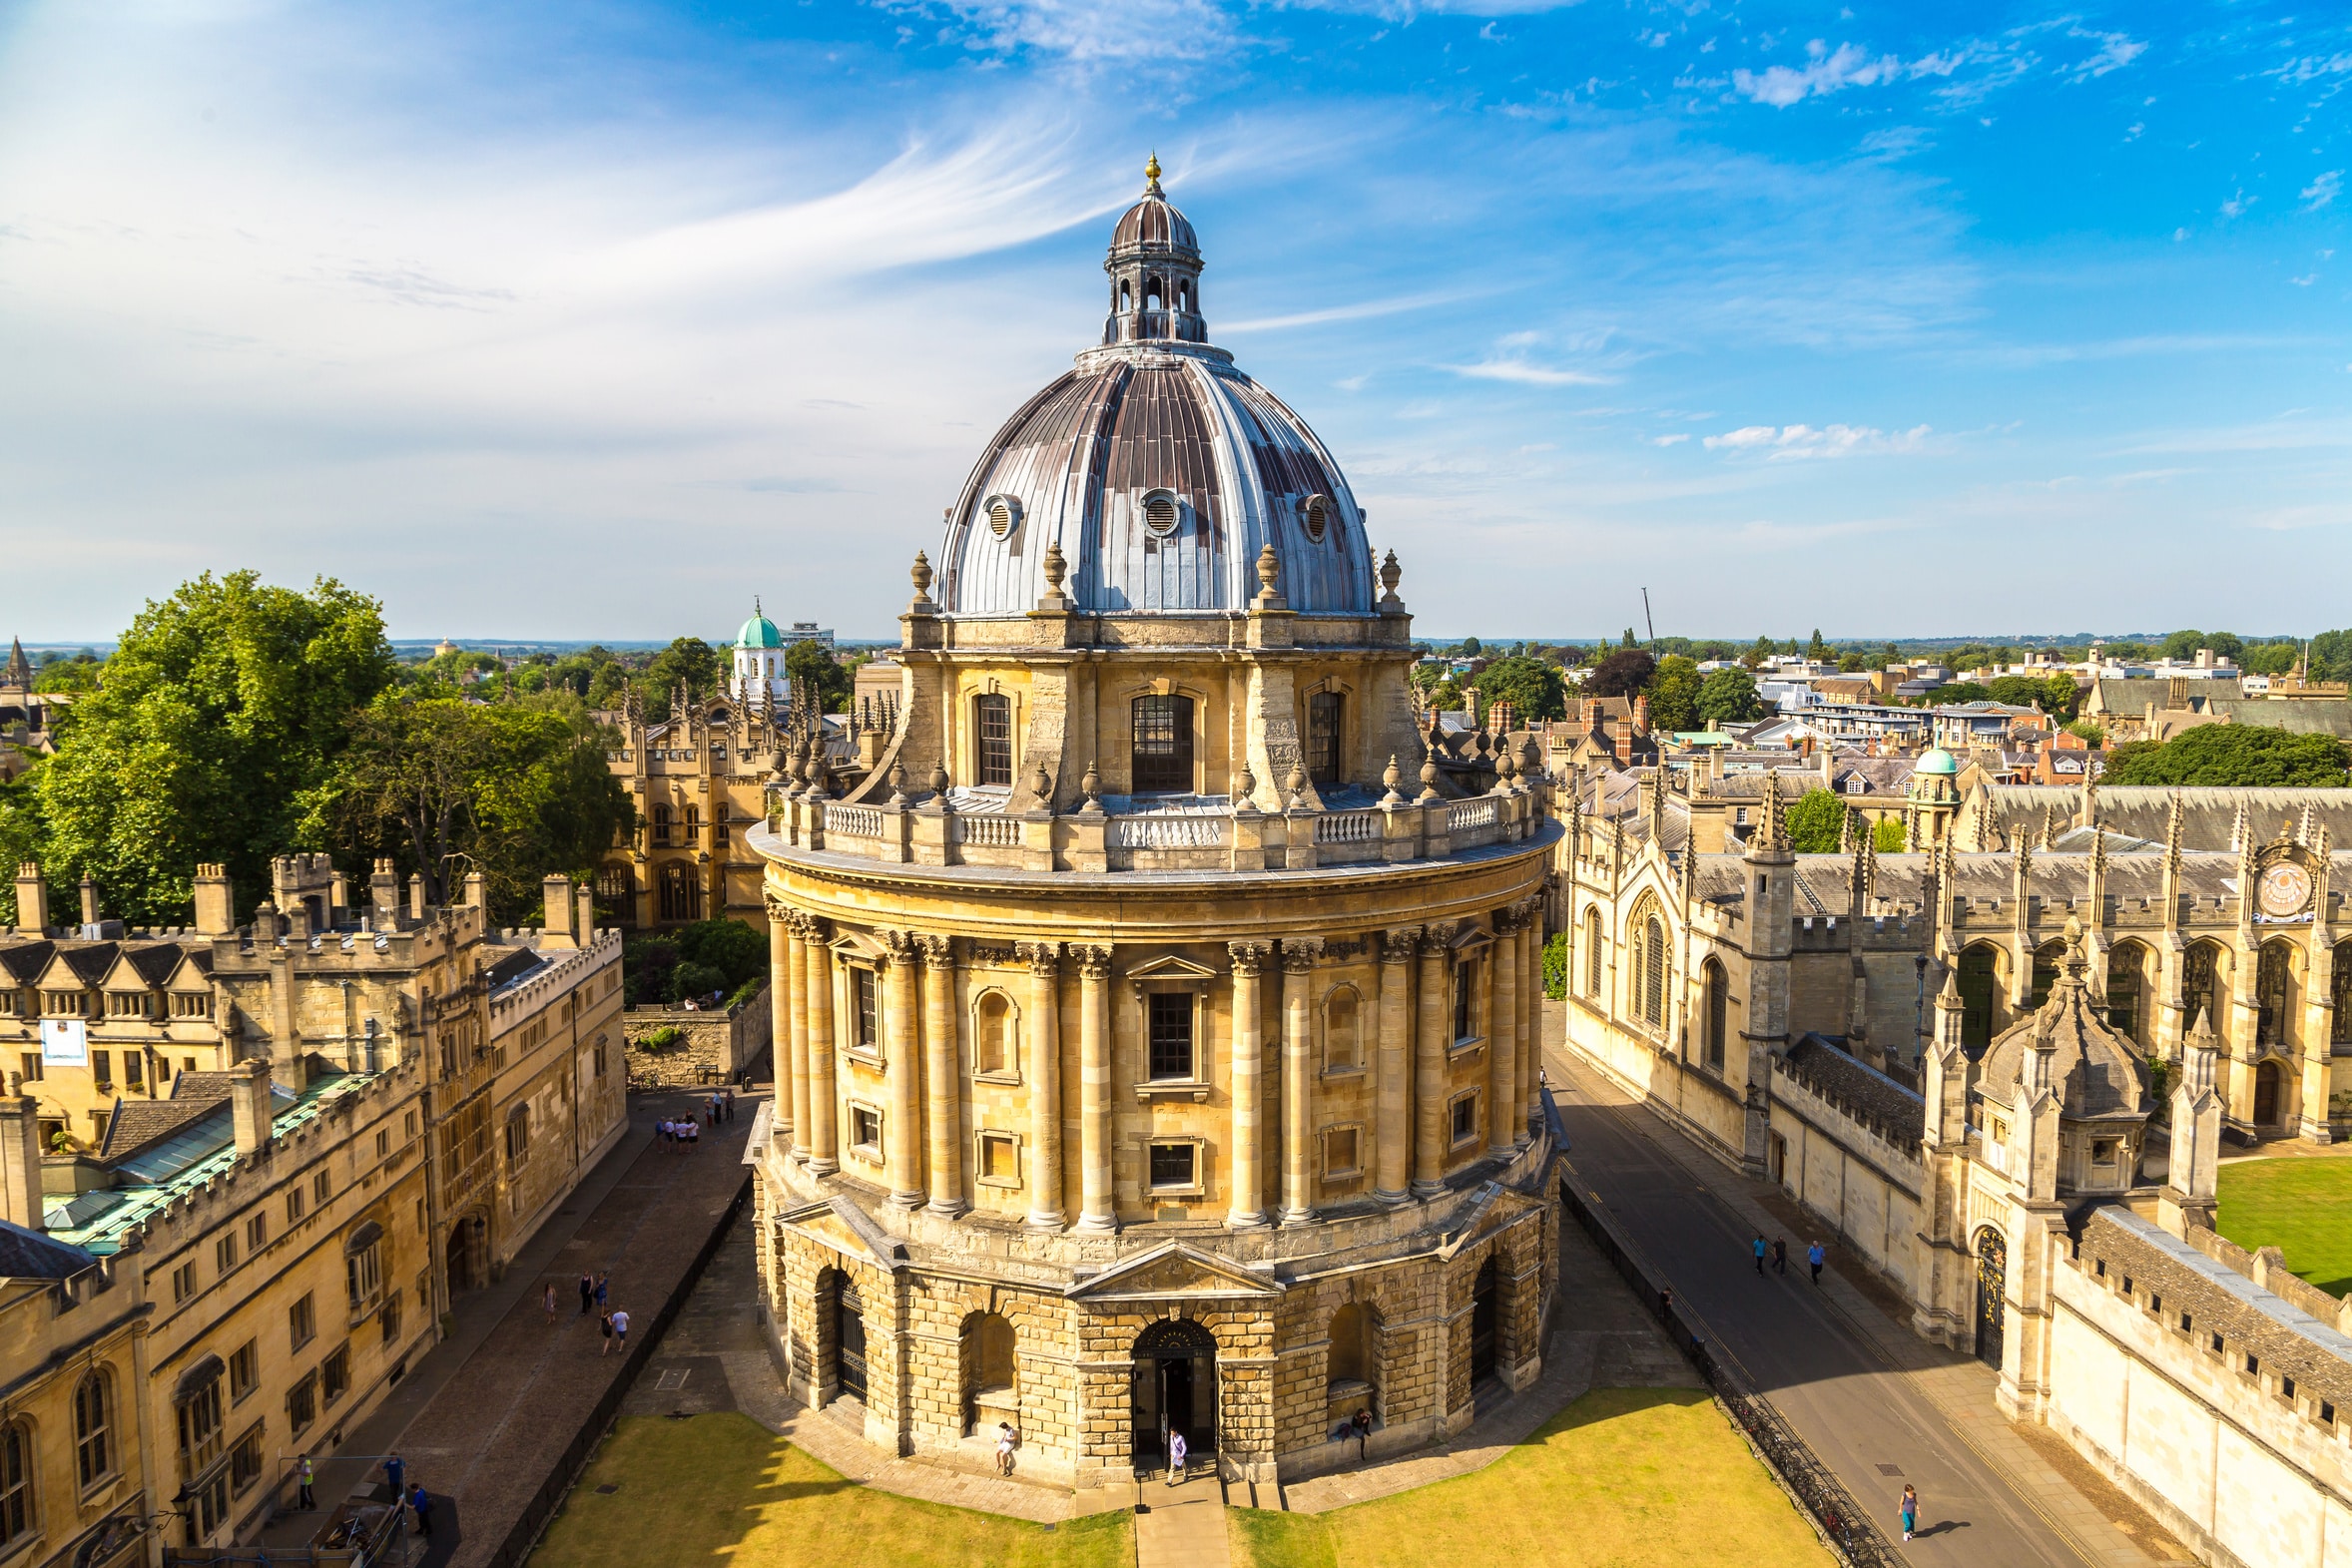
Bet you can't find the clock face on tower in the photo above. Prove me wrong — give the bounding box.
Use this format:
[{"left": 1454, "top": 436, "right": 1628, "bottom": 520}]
[{"left": 2257, "top": 860, "right": 2312, "bottom": 919}]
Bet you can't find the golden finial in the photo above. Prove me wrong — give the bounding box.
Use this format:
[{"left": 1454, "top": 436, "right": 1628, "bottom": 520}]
[{"left": 1144, "top": 152, "right": 1163, "bottom": 194}]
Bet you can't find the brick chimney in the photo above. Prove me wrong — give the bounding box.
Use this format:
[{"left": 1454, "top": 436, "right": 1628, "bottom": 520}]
[
  {"left": 541, "top": 874, "right": 576, "bottom": 948},
  {"left": 230, "top": 1058, "right": 274, "bottom": 1158},
  {"left": 1632, "top": 694, "right": 1651, "bottom": 736},
  {"left": 193, "top": 863, "right": 236, "bottom": 937},
  {"left": 1, "top": 1095, "right": 42, "bottom": 1232},
  {"left": 12, "top": 863, "right": 46, "bottom": 932}
]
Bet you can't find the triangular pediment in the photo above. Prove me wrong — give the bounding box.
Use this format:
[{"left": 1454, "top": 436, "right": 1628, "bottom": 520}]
[
  {"left": 774, "top": 1195, "right": 905, "bottom": 1272},
  {"left": 1068, "top": 1242, "right": 1280, "bottom": 1302},
  {"left": 1124, "top": 953, "right": 1219, "bottom": 986}
]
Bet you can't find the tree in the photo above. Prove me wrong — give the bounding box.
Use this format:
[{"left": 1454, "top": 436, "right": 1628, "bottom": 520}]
[
  {"left": 1741, "top": 636, "right": 1775, "bottom": 670},
  {"left": 31, "top": 573, "right": 395, "bottom": 924},
  {"left": 1645, "top": 656, "right": 1700, "bottom": 733},
  {"left": 1696, "top": 667, "right": 1764, "bottom": 728},
  {"left": 2243, "top": 641, "right": 2301, "bottom": 677},
  {"left": 2160, "top": 630, "right": 2206, "bottom": 663},
  {"left": 1985, "top": 674, "right": 2079, "bottom": 719},
  {"left": 31, "top": 653, "right": 103, "bottom": 693},
  {"left": 1807, "top": 629, "right": 1830, "bottom": 661},
  {"left": 297, "top": 694, "right": 636, "bottom": 916},
  {"left": 1426, "top": 677, "right": 1465, "bottom": 711},
  {"left": 1585, "top": 648, "right": 1656, "bottom": 699},
  {"left": 1469, "top": 656, "right": 1567, "bottom": 724},
  {"left": 2103, "top": 727, "right": 2350, "bottom": 787},
  {"left": 1457, "top": 636, "right": 1482, "bottom": 658},
  {"left": 1837, "top": 652, "right": 1869, "bottom": 674},
  {"left": 642, "top": 637, "right": 723, "bottom": 722},
  {"left": 1873, "top": 816, "right": 1907, "bottom": 853},
  {"left": 786, "top": 639, "right": 852, "bottom": 714},
  {"left": 1785, "top": 788, "right": 1846, "bottom": 852},
  {"left": 2309, "top": 629, "right": 2352, "bottom": 685}
]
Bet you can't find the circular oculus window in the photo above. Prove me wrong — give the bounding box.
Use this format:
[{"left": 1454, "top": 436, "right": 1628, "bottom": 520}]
[
  {"left": 1141, "top": 489, "right": 1180, "bottom": 537},
  {"left": 1301, "top": 493, "right": 1333, "bottom": 542},
  {"left": 985, "top": 495, "right": 1022, "bottom": 538}
]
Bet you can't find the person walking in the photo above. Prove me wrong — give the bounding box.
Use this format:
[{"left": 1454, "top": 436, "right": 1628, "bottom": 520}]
[
  {"left": 382, "top": 1453, "right": 405, "bottom": 1510},
  {"left": 611, "top": 1307, "right": 631, "bottom": 1353},
  {"left": 594, "top": 1273, "right": 609, "bottom": 1314},
  {"left": 543, "top": 1281, "right": 559, "bottom": 1324},
  {"left": 994, "top": 1421, "right": 1018, "bottom": 1476},
  {"left": 1899, "top": 1483, "right": 1918, "bottom": 1542},
  {"left": 1166, "top": 1428, "right": 1188, "bottom": 1486},
  {"left": 1752, "top": 1234, "right": 1767, "bottom": 1276},
  {"left": 599, "top": 1309, "right": 615, "bottom": 1354},
  {"left": 1807, "top": 1240, "right": 1827, "bottom": 1286},
  {"left": 1771, "top": 1237, "right": 1788, "bottom": 1276},
  {"left": 408, "top": 1483, "right": 433, "bottom": 1539},
  {"left": 296, "top": 1454, "right": 315, "bottom": 1510},
  {"left": 579, "top": 1271, "right": 594, "bottom": 1315}
]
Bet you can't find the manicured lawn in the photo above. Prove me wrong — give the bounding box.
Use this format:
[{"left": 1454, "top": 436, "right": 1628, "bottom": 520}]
[
  {"left": 533, "top": 1413, "right": 1131, "bottom": 1568},
  {"left": 1230, "top": 1387, "right": 1832, "bottom": 1568},
  {"left": 2218, "top": 1155, "right": 2352, "bottom": 1298}
]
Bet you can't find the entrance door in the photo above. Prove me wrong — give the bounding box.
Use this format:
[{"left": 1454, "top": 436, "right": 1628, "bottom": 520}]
[
  {"left": 1974, "top": 1230, "right": 2007, "bottom": 1370},
  {"left": 1129, "top": 1318, "right": 1218, "bottom": 1470},
  {"left": 834, "top": 1282, "right": 868, "bottom": 1401},
  {"left": 1470, "top": 1258, "right": 1499, "bottom": 1383},
  {"left": 2254, "top": 1061, "right": 2282, "bottom": 1127}
]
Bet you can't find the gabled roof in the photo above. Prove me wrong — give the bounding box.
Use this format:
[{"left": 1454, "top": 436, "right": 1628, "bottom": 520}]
[
  {"left": 0, "top": 940, "right": 54, "bottom": 984},
  {"left": 1067, "top": 1241, "right": 1280, "bottom": 1302},
  {"left": 39, "top": 943, "right": 118, "bottom": 988},
  {"left": 102, "top": 943, "right": 186, "bottom": 990},
  {"left": 0, "top": 1219, "right": 98, "bottom": 1282}
]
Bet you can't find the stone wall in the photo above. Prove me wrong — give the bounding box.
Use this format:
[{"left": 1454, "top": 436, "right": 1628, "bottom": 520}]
[
  {"left": 2048, "top": 1208, "right": 2352, "bottom": 1568},
  {"left": 622, "top": 983, "right": 772, "bottom": 1088}
]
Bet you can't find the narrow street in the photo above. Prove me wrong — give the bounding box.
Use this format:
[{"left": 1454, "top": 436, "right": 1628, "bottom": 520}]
[{"left": 1546, "top": 1047, "right": 2167, "bottom": 1568}]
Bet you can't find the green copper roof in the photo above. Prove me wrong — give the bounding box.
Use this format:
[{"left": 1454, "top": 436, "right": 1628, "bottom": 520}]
[
  {"left": 735, "top": 598, "right": 784, "bottom": 650},
  {"left": 1918, "top": 748, "right": 1959, "bottom": 775}
]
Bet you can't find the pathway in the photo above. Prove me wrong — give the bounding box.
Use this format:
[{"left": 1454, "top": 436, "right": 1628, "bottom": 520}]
[{"left": 1544, "top": 1033, "right": 2188, "bottom": 1567}]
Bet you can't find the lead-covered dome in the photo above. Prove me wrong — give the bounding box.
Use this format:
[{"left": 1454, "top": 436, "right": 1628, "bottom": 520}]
[{"left": 936, "top": 161, "right": 1374, "bottom": 619}]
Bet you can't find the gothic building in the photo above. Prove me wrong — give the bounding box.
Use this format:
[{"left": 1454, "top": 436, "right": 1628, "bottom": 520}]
[{"left": 744, "top": 161, "right": 1561, "bottom": 1487}]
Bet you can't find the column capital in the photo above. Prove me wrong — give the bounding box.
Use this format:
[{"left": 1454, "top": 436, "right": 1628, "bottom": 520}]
[
  {"left": 1420, "top": 920, "right": 1459, "bottom": 956},
  {"left": 1228, "top": 939, "right": 1274, "bottom": 976},
  {"left": 798, "top": 912, "right": 831, "bottom": 944},
  {"left": 878, "top": 927, "right": 917, "bottom": 965},
  {"left": 1381, "top": 927, "right": 1422, "bottom": 965},
  {"left": 1280, "top": 937, "right": 1323, "bottom": 974},
  {"left": 1492, "top": 905, "right": 1524, "bottom": 936},
  {"left": 1016, "top": 939, "right": 1062, "bottom": 974},
  {"left": 916, "top": 932, "right": 956, "bottom": 969},
  {"left": 1071, "top": 943, "right": 1114, "bottom": 981},
  {"left": 764, "top": 892, "right": 792, "bottom": 921}
]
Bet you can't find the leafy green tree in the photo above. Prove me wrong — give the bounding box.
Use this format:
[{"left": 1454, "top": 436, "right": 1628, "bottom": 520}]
[
  {"left": 1470, "top": 656, "right": 1567, "bottom": 724},
  {"left": 32, "top": 573, "right": 395, "bottom": 924},
  {"left": 1696, "top": 641, "right": 1734, "bottom": 664},
  {"left": 786, "top": 639, "right": 852, "bottom": 715},
  {"left": 2160, "top": 630, "right": 2206, "bottom": 663},
  {"left": 1807, "top": 629, "right": 1830, "bottom": 661},
  {"left": 2243, "top": 641, "right": 2302, "bottom": 677},
  {"left": 1541, "top": 931, "right": 1567, "bottom": 1000},
  {"left": 296, "top": 694, "right": 635, "bottom": 916},
  {"left": 1585, "top": 648, "right": 1656, "bottom": 699},
  {"left": 640, "top": 637, "right": 723, "bottom": 722},
  {"left": 2309, "top": 629, "right": 2352, "bottom": 685},
  {"left": 1785, "top": 787, "right": 1846, "bottom": 852},
  {"left": 1985, "top": 674, "right": 2079, "bottom": 718},
  {"left": 1837, "top": 652, "right": 1869, "bottom": 674},
  {"left": 2103, "top": 728, "right": 2350, "bottom": 787},
  {"left": 1929, "top": 682, "right": 1991, "bottom": 707},
  {"left": 1696, "top": 667, "right": 1763, "bottom": 728},
  {"left": 0, "top": 774, "right": 43, "bottom": 925},
  {"left": 623, "top": 917, "right": 769, "bottom": 1007},
  {"left": 31, "top": 653, "right": 104, "bottom": 693},
  {"left": 1873, "top": 816, "right": 1907, "bottom": 853},
  {"left": 2065, "top": 720, "right": 2106, "bottom": 747},
  {"left": 1741, "top": 636, "right": 1775, "bottom": 670},
  {"left": 2100, "top": 641, "right": 2154, "bottom": 662},
  {"left": 1644, "top": 656, "right": 1700, "bottom": 733},
  {"left": 1457, "top": 636, "right": 1482, "bottom": 658},
  {"left": 1426, "top": 677, "right": 1465, "bottom": 712}
]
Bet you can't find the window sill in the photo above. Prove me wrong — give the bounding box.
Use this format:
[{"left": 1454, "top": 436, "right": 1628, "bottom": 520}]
[
  {"left": 1320, "top": 1066, "right": 1365, "bottom": 1083},
  {"left": 1146, "top": 1184, "right": 1206, "bottom": 1201},
  {"left": 849, "top": 1145, "right": 883, "bottom": 1166},
  {"left": 1136, "top": 1080, "right": 1211, "bottom": 1103},
  {"left": 976, "top": 1175, "right": 1022, "bottom": 1191},
  {"left": 1448, "top": 1036, "right": 1484, "bottom": 1060},
  {"left": 972, "top": 1069, "right": 1022, "bottom": 1088},
  {"left": 1321, "top": 1167, "right": 1364, "bottom": 1184},
  {"left": 844, "top": 1049, "right": 885, "bottom": 1072}
]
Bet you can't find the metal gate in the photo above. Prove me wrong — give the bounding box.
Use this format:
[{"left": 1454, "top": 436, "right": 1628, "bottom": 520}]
[{"left": 1974, "top": 1229, "right": 2007, "bottom": 1370}]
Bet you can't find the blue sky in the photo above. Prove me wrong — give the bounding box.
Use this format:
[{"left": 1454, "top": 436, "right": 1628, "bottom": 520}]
[{"left": 1, "top": 0, "right": 2346, "bottom": 643}]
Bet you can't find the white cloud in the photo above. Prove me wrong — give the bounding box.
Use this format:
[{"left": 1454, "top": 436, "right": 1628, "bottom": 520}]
[
  {"left": 2302, "top": 171, "right": 2343, "bottom": 212},
  {"left": 2064, "top": 29, "right": 2146, "bottom": 82},
  {"left": 2220, "top": 190, "right": 2253, "bottom": 220},
  {"left": 899, "top": 0, "right": 1242, "bottom": 66},
  {"left": 1443, "top": 357, "right": 1614, "bottom": 386},
  {"left": 1733, "top": 41, "right": 1899, "bottom": 107},
  {"left": 1702, "top": 423, "right": 1931, "bottom": 459},
  {"left": 1651, "top": 433, "right": 1689, "bottom": 446},
  {"left": 2292, "top": 273, "right": 2319, "bottom": 286}
]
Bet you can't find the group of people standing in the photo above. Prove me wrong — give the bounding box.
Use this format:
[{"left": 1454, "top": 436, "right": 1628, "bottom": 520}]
[
  {"left": 657, "top": 1092, "right": 736, "bottom": 1154},
  {"left": 542, "top": 1270, "right": 633, "bottom": 1355}
]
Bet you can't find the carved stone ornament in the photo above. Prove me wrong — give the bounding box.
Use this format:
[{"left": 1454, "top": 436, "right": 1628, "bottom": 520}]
[
  {"left": 1420, "top": 920, "right": 1459, "bottom": 955},
  {"left": 910, "top": 549, "right": 935, "bottom": 602},
  {"left": 1072, "top": 943, "right": 1114, "bottom": 980},
  {"left": 1378, "top": 549, "right": 1403, "bottom": 603},
  {"left": 1280, "top": 937, "right": 1323, "bottom": 972},
  {"left": 1382, "top": 927, "right": 1422, "bottom": 964},
  {"left": 1382, "top": 755, "right": 1403, "bottom": 801},
  {"left": 917, "top": 933, "right": 956, "bottom": 968},
  {"left": 1016, "top": 939, "right": 1063, "bottom": 973},
  {"left": 1227, "top": 939, "right": 1273, "bottom": 975}
]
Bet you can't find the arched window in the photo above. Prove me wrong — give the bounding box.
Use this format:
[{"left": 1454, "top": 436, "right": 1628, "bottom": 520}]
[
  {"left": 2184, "top": 942, "right": 2222, "bottom": 1036},
  {"left": 75, "top": 1371, "right": 112, "bottom": 1488},
  {"left": 1130, "top": 694, "right": 1193, "bottom": 794},
  {"left": 2106, "top": 943, "right": 2145, "bottom": 1044},
  {"left": 975, "top": 991, "right": 1013, "bottom": 1076},
  {"left": 1583, "top": 908, "right": 1602, "bottom": 997},
  {"left": 1119, "top": 278, "right": 1131, "bottom": 310},
  {"left": 2029, "top": 942, "right": 2063, "bottom": 1009},
  {"left": 651, "top": 802, "right": 674, "bottom": 847},
  {"left": 657, "top": 863, "right": 701, "bottom": 923},
  {"left": 0, "top": 1421, "right": 28, "bottom": 1546},
  {"left": 2257, "top": 940, "right": 2293, "bottom": 1049},
  {"left": 1307, "top": 692, "right": 1344, "bottom": 784},
  {"left": 683, "top": 804, "right": 702, "bottom": 840},
  {"left": 1959, "top": 945, "right": 1999, "bottom": 1052},
  {"left": 1324, "top": 989, "right": 1361, "bottom": 1072},
  {"left": 2335, "top": 941, "right": 2352, "bottom": 1047},
  {"left": 1146, "top": 277, "right": 1164, "bottom": 309},
  {"left": 1631, "top": 903, "right": 1666, "bottom": 1028},
  {"left": 1453, "top": 959, "right": 1477, "bottom": 1043},
  {"left": 1702, "top": 960, "right": 1727, "bottom": 1071},
  {"left": 975, "top": 694, "right": 1013, "bottom": 787},
  {"left": 959, "top": 1310, "right": 1016, "bottom": 1435},
  {"left": 594, "top": 865, "right": 633, "bottom": 907}
]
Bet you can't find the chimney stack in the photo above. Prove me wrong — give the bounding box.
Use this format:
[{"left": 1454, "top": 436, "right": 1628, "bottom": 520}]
[
  {"left": 369, "top": 859, "right": 400, "bottom": 930},
  {"left": 230, "top": 1058, "right": 274, "bottom": 1158},
  {"left": 79, "top": 874, "right": 100, "bottom": 928},
  {"left": 407, "top": 873, "right": 427, "bottom": 922},
  {"left": 463, "top": 871, "right": 487, "bottom": 909},
  {"left": 193, "top": 863, "right": 236, "bottom": 937},
  {"left": 12, "top": 863, "right": 46, "bottom": 933},
  {"left": 575, "top": 881, "right": 595, "bottom": 942},
  {"left": 541, "top": 875, "right": 576, "bottom": 948},
  {"left": 1, "top": 1095, "right": 43, "bottom": 1232}
]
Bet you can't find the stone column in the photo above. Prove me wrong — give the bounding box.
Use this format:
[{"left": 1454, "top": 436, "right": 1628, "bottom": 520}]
[
  {"left": 768, "top": 902, "right": 795, "bottom": 1148},
  {"left": 805, "top": 918, "right": 838, "bottom": 1173},
  {"left": 780, "top": 905, "right": 809, "bottom": 1159},
  {"left": 882, "top": 932, "right": 924, "bottom": 1208},
  {"left": 1487, "top": 911, "right": 1519, "bottom": 1156},
  {"left": 1519, "top": 912, "right": 1541, "bottom": 1143},
  {"left": 1227, "top": 940, "right": 1273, "bottom": 1228},
  {"left": 1280, "top": 938, "right": 1323, "bottom": 1226},
  {"left": 1375, "top": 927, "right": 1418, "bottom": 1204},
  {"left": 1018, "top": 941, "right": 1065, "bottom": 1230},
  {"left": 1413, "top": 922, "right": 1457, "bottom": 1196},
  {"left": 920, "top": 934, "right": 965, "bottom": 1215},
  {"left": 1073, "top": 944, "right": 1116, "bottom": 1231}
]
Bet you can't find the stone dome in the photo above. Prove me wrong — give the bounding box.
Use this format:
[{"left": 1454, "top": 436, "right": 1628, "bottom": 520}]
[
  {"left": 935, "top": 162, "right": 1374, "bottom": 620},
  {"left": 1978, "top": 928, "right": 2148, "bottom": 1122}
]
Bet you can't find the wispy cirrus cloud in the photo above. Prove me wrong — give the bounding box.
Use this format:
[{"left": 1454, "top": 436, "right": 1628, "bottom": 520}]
[
  {"left": 2303, "top": 171, "right": 2343, "bottom": 212},
  {"left": 1703, "top": 423, "right": 1932, "bottom": 459}
]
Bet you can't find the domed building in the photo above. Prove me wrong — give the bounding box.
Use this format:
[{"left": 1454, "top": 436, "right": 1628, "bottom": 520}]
[
  {"left": 743, "top": 160, "right": 1562, "bottom": 1488},
  {"left": 731, "top": 599, "right": 790, "bottom": 707}
]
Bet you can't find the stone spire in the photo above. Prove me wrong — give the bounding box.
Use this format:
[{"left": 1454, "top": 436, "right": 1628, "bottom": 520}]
[
  {"left": 2158, "top": 1006, "right": 2223, "bottom": 1236},
  {"left": 2, "top": 638, "right": 28, "bottom": 689}
]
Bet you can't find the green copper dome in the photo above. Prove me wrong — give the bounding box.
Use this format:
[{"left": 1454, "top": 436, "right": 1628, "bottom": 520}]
[
  {"left": 735, "top": 599, "right": 784, "bottom": 650},
  {"left": 1917, "top": 748, "right": 1959, "bottom": 775}
]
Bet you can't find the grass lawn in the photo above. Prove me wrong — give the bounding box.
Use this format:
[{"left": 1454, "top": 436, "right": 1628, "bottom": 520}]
[
  {"left": 532, "top": 1413, "right": 1131, "bottom": 1568},
  {"left": 1230, "top": 1387, "right": 1832, "bottom": 1568},
  {"left": 2218, "top": 1155, "right": 2352, "bottom": 1298}
]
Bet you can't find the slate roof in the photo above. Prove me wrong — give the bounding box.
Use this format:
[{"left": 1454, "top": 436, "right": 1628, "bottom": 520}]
[
  {"left": 1968, "top": 784, "right": 2352, "bottom": 853},
  {"left": 0, "top": 1219, "right": 99, "bottom": 1281},
  {"left": 97, "top": 1071, "right": 242, "bottom": 1163},
  {"left": 1783, "top": 1034, "right": 1925, "bottom": 1145},
  {"left": 1978, "top": 946, "right": 2148, "bottom": 1121}
]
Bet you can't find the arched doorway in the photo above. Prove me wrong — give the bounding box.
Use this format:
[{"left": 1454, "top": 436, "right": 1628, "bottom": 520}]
[
  {"left": 1974, "top": 1229, "right": 2007, "bottom": 1370},
  {"left": 2254, "top": 1060, "right": 2284, "bottom": 1128},
  {"left": 960, "top": 1311, "right": 1015, "bottom": 1437},
  {"left": 1959, "top": 946, "right": 1998, "bottom": 1055},
  {"left": 444, "top": 1212, "right": 486, "bottom": 1296},
  {"left": 1130, "top": 1318, "right": 1217, "bottom": 1472},
  {"left": 1470, "top": 1257, "right": 1500, "bottom": 1384},
  {"left": 821, "top": 1271, "right": 868, "bottom": 1401}
]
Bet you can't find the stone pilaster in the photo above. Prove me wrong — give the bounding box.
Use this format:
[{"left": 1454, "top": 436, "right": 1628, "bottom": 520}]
[
  {"left": 1517, "top": 911, "right": 1540, "bottom": 1141},
  {"left": 919, "top": 934, "right": 965, "bottom": 1216},
  {"left": 1228, "top": 940, "right": 1273, "bottom": 1228},
  {"left": 1375, "top": 927, "right": 1418, "bottom": 1204},
  {"left": 805, "top": 917, "right": 838, "bottom": 1173},
  {"left": 1073, "top": 944, "right": 1116, "bottom": 1231},
  {"left": 1487, "top": 909, "right": 1519, "bottom": 1156},
  {"left": 1019, "top": 941, "right": 1065, "bottom": 1229},
  {"left": 768, "top": 901, "right": 796, "bottom": 1147},
  {"left": 1279, "top": 938, "right": 1323, "bottom": 1225},
  {"left": 882, "top": 930, "right": 924, "bottom": 1208},
  {"left": 1414, "top": 922, "right": 1457, "bottom": 1196}
]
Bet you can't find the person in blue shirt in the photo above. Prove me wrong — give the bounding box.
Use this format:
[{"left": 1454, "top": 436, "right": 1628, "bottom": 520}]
[
  {"left": 1807, "top": 1240, "right": 1827, "bottom": 1285},
  {"left": 1752, "top": 1235, "right": 1767, "bottom": 1275}
]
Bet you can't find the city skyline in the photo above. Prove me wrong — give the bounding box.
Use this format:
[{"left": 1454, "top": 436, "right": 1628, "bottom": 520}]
[{"left": 2, "top": 0, "right": 2346, "bottom": 640}]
